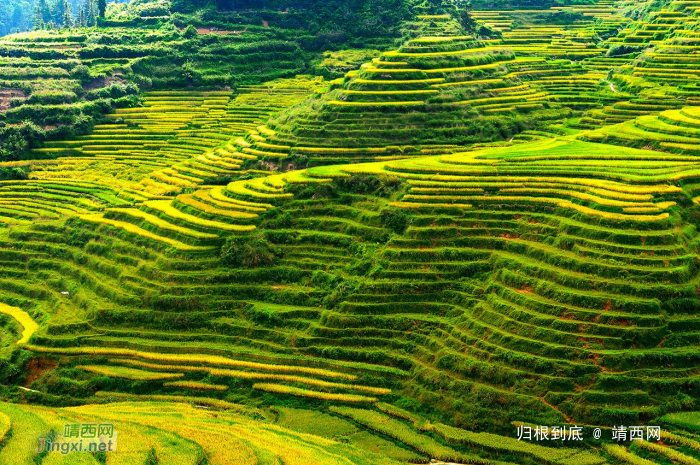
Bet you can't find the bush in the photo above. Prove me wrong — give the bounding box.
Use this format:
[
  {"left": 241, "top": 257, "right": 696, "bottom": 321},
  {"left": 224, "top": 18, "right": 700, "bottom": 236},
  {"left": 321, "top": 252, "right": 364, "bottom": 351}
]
[
  {"left": 0, "top": 167, "right": 29, "bottom": 181},
  {"left": 381, "top": 208, "right": 411, "bottom": 234},
  {"left": 133, "top": 1, "right": 171, "bottom": 17},
  {"left": 70, "top": 64, "right": 91, "bottom": 83},
  {"left": 220, "top": 234, "right": 279, "bottom": 268},
  {"left": 171, "top": 0, "right": 214, "bottom": 13},
  {"left": 477, "top": 24, "right": 501, "bottom": 39},
  {"left": 85, "top": 83, "right": 140, "bottom": 100},
  {"left": 607, "top": 44, "right": 644, "bottom": 57},
  {"left": 459, "top": 8, "right": 476, "bottom": 34},
  {"left": 244, "top": 305, "right": 283, "bottom": 326},
  {"left": 183, "top": 24, "right": 198, "bottom": 39},
  {"left": 0, "top": 122, "right": 46, "bottom": 161},
  {"left": 0, "top": 349, "right": 34, "bottom": 384},
  {"left": 549, "top": 10, "right": 584, "bottom": 24}
]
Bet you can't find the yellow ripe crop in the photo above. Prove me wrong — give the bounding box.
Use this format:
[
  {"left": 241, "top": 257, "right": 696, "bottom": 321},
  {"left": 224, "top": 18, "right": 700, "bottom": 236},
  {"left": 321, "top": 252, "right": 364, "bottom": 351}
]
[
  {"left": 0, "top": 412, "right": 9, "bottom": 442},
  {"left": 94, "top": 392, "right": 247, "bottom": 411},
  {"left": 432, "top": 78, "right": 504, "bottom": 88},
  {"left": 79, "top": 214, "right": 214, "bottom": 251},
  {"left": 164, "top": 381, "right": 228, "bottom": 391},
  {"left": 144, "top": 200, "right": 256, "bottom": 232},
  {"left": 206, "top": 187, "right": 271, "bottom": 211},
  {"left": 604, "top": 444, "right": 657, "bottom": 465},
  {"left": 384, "top": 46, "right": 508, "bottom": 58},
  {"left": 107, "top": 208, "right": 218, "bottom": 239},
  {"left": 495, "top": 188, "right": 659, "bottom": 208},
  {"left": 150, "top": 171, "right": 197, "bottom": 187},
  {"left": 295, "top": 146, "right": 387, "bottom": 153},
  {"left": 226, "top": 180, "right": 293, "bottom": 201},
  {"left": 242, "top": 147, "right": 288, "bottom": 158},
  {"left": 208, "top": 368, "right": 390, "bottom": 394},
  {"left": 252, "top": 383, "right": 378, "bottom": 403},
  {"left": 28, "top": 346, "right": 358, "bottom": 380},
  {"left": 399, "top": 190, "right": 670, "bottom": 221},
  {"left": 636, "top": 440, "right": 700, "bottom": 465},
  {"left": 327, "top": 100, "right": 425, "bottom": 106},
  {"left": 256, "top": 141, "right": 291, "bottom": 150},
  {"left": 342, "top": 90, "right": 439, "bottom": 95},
  {"left": 77, "top": 365, "right": 184, "bottom": 381},
  {"left": 177, "top": 194, "right": 258, "bottom": 219},
  {"left": 0, "top": 303, "right": 38, "bottom": 344},
  {"left": 662, "top": 431, "right": 700, "bottom": 452},
  {"left": 355, "top": 78, "right": 445, "bottom": 84},
  {"left": 390, "top": 201, "right": 473, "bottom": 209}
]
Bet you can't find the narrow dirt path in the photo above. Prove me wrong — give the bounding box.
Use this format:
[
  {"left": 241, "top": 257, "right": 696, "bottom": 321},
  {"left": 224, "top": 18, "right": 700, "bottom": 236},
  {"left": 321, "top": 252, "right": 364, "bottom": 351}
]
[{"left": 540, "top": 396, "right": 574, "bottom": 423}]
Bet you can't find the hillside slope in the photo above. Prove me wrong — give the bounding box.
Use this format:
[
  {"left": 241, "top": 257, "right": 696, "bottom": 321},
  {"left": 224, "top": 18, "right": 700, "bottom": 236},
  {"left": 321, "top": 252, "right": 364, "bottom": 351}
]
[{"left": 2, "top": 1, "right": 700, "bottom": 463}]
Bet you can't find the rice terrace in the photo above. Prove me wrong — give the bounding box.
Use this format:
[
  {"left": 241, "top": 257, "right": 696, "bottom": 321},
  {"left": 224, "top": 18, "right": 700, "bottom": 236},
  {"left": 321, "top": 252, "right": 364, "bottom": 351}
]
[{"left": 4, "top": 0, "right": 700, "bottom": 463}]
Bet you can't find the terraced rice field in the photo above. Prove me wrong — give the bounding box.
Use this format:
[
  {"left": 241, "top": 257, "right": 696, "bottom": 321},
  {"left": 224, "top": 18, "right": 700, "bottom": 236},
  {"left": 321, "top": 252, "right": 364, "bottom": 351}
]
[
  {"left": 21, "top": 399, "right": 700, "bottom": 464},
  {"left": 187, "top": 132, "right": 698, "bottom": 426},
  {"left": 3, "top": 2, "right": 700, "bottom": 463},
  {"left": 228, "top": 15, "right": 582, "bottom": 158},
  {"left": 4, "top": 100, "right": 700, "bottom": 460}
]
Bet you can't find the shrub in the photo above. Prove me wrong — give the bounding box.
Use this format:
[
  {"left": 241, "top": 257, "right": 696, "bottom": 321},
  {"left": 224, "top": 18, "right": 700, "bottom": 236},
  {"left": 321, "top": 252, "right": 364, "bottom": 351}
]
[
  {"left": 183, "top": 24, "right": 198, "bottom": 39},
  {"left": 607, "top": 44, "right": 644, "bottom": 57},
  {"left": 13, "top": 92, "right": 77, "bottom": 107},
  {"left": 244, "top": 305, "right": 283, "bottom": 327},
  {"left": 477, "top": 24, "right": 501, "bottom": 39},
  {"left": 458, "top": 8, "right": 476, "bottom": 34},
  {"left": 0, "top": 167, "right": 29, "bottom": 181},
  {"left": 381, "top": 208, "right": 411, "bottom": 234},
  {"left": 0, "top": 349, "right": 34, "bottom": 384},
  {"left": 70, "top": 64, "right": 91, "bottom": 83},
  {"left": 132, "top": 1, "right": 171, "bottom": 17},
  {"left": 220, "top": 234, "right": 279, "bottom": 268},
  {"left": 85, "top": 83, "right": 139, "bottom": 100},
  {"left": 0, "top": 122, "right": 46, "bottom": 161},
  {"left": 550, "top": 10, "right": 585, "bottom": 24}
]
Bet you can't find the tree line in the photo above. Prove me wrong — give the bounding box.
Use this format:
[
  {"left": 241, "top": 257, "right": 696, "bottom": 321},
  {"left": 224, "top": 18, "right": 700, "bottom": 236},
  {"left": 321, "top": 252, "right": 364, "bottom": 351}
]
[
  {"left": 0, "top": 0, "right": 113, "bottom": 35},
  {"left": 32, "top": 0, "right": 106, "bottom": 30}
]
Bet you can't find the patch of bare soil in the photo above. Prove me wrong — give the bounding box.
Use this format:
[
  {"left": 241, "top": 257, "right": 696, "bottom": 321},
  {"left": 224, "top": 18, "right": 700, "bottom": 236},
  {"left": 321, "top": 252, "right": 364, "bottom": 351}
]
[
  {"left": 0, "top": 89, "right": 26, "bottom": 111},
  {"left": 24, "top": 357, "right": 58, "bottom": 387},
  {"left": 85, "top": 75, "right": 128, "bottom": 91}
]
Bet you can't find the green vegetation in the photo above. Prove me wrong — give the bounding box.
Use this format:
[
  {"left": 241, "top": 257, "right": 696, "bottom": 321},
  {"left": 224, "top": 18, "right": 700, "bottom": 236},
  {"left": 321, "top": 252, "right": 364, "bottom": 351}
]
[{"left": 1, "top": 0, "right": 700, "bottom": 463}]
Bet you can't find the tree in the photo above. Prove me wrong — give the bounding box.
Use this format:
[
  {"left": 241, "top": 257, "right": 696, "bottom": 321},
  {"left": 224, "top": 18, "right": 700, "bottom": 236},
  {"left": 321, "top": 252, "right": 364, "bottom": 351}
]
[
  {"left": 381, "top": 208, "right": 411, "bottom": 234},
  {"left": 70, "top": 64, "right": 90, "bottom": 82},
  {"left": 97, "top": 0, "right": 106, "bottom": 18},
  {"left": 33, "top": 10, "right": 44, "bottom": 29},
  {"left": 85, "top": 0, "right": 97, "bottom": 26},
  {"left": 458, "top": 0, "right": 476, "bottom": 34},
  {"left": 183, "top": 24, "right": 198, "bottom": 39},
  {"left": 61, "top": 0, "right": 72, "bottom": 28},
  {"left": 33, "top": 0, "right": 50, "bottom": 29},
  {"left": 171, "top": 0, "right": 216, "bottom": 13},
  {"left": 220, "top": 234, "right": 279, "bottom": 268},
  {"left": 11, "top": 6, "right": 25, "bottom": 32},
  {"left": 77, "top": 4, "right": 85, "bottom": 26},
  {"left": 0, "top": 122, "right": 46, "bottom": 162}
]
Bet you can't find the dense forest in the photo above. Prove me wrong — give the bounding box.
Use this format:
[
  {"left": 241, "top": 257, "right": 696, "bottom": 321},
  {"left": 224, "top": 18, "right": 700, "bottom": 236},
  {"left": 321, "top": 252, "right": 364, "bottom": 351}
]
[{"left": 0, "top": 0, "right": 130, "bottom": 35}]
